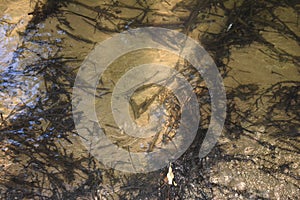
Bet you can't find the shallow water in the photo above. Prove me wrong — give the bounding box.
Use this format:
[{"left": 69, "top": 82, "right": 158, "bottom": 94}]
[{"left": 0, "top": 0, "right": 299, "bottom": 199}]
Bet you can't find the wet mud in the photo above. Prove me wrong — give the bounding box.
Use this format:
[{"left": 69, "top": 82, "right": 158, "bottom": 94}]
[{"left": 0, "top": 0, "right": 299, "bottom": 199}]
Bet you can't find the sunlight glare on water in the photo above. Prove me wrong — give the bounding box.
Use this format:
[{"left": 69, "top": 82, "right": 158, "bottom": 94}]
[{"left": 0, "top": 0, "right": 43, "bottom": 120}]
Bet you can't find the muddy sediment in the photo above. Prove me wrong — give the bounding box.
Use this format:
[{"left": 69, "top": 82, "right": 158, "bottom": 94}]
[{"left": 0, "top": 0, "right": 299, "bottom": 199}]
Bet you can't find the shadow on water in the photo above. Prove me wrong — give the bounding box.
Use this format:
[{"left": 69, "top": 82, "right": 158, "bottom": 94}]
[
  {"left": 0, "top": 0, "right": 299, "bottom": 199},
  {"left": 0, "top": 1, "right": 103, "bottom": 199}
]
